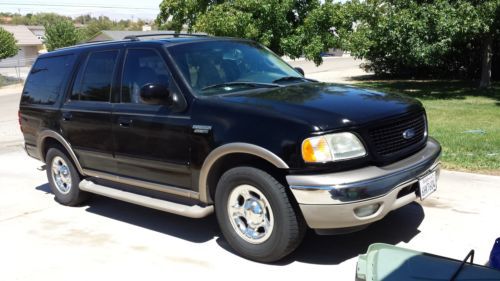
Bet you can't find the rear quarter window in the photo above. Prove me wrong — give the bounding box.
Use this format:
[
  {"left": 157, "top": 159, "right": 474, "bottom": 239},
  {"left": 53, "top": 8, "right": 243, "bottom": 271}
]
[{"left": 21, "top": 54, "right": 75, "bottom": 105}]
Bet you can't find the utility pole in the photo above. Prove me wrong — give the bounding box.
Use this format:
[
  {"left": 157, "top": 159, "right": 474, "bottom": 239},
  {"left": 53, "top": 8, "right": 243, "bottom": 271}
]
[{"left": 16, "top": 48, "right": 21, "bottom": 81}]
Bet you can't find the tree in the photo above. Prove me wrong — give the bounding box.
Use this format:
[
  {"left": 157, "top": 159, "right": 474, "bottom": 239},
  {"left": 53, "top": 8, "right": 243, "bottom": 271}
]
[
  {"left": 11, "top": 12, "right": 71, "bottom": 26},
  {"left": 345, "top": 0, "right": 499, "bottom": 86},
  {"left": 195, "top": 0, "right": 301, "bottom": 54},
  {"left": 0, "top": 27, "right": 18, "bottom": 60},
  {"left": 281, "top": 0, "right": 361, "bottom": 65},
  {"left": 157, "top": 0, "right": 217, "bottom": 32},
  {"left": 30, "top": 13, "right": 72, "bottom": 26},
  {"left": 157, "top": 0, "right": 337, "bottom": 60},
  {"left": 82, "top": 16, "right": 114, "bottom": 40},
  {"left": 468, "top": 0, "right": 500, "bottom": 88},
  {"left": 44, "top": 20, "right": 81, "bottom": 51}
]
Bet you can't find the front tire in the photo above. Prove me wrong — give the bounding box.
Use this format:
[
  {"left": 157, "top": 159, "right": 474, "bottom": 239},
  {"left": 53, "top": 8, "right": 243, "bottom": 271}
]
[
  {"left": 215, "top": 167, "right": 305, "bottom": 262},
  {"left": 46, "top": 147, "right": 88, "bottom": 206}
]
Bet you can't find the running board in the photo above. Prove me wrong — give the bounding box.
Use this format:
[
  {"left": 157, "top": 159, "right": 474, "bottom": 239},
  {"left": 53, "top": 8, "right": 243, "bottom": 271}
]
[{"left": 79, "top": 179, "right": 214, "bottom": 219}]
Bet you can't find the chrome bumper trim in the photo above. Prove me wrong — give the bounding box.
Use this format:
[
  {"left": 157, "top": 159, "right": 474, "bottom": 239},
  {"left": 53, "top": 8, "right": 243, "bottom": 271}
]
[{"left": 287, "top": 138, "right": 441, "bottom": 205}]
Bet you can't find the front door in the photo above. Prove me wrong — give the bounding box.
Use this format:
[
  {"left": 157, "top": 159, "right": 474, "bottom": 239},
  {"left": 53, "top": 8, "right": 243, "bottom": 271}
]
[{"left": 112, "top": 48, "right": 192, "bottom": 189}]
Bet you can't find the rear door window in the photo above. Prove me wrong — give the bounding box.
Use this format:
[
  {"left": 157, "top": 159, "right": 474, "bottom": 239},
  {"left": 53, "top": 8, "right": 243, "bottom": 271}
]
[
  {"left": 22, "top": 54, "right": 75, "bottom": 105},
  {"left": 71, "top": 50, "right": 119, "bottom": 102}
]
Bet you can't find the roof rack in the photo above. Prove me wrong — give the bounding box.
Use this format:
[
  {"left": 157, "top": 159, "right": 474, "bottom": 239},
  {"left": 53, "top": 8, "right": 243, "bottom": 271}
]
[
  {"left": 76, "top": 40, "right": 109, "bottom": 45},
  {"left": 54, "top": 32, "right": 209, "bottom": 51},
  {"left": 55, "top": 39, "right": 129, "bottom": 51},
  {"left": 124, "top": 32, "right": 209, "bottom": 41}
]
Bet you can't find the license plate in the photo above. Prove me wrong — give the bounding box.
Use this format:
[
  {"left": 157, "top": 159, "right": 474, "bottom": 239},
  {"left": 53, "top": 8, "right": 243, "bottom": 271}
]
[{"left": 418, "top": 171, "right": 437, "bottom": 200}]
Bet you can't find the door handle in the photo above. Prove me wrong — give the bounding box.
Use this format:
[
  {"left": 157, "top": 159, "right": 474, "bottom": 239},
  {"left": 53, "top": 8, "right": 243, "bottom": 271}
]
[
  {"left": 118, "top": 118, "right": 132, "bottom": 128},
  {"left": 62, "top": 112, "right": 72, "bottom": 121}
]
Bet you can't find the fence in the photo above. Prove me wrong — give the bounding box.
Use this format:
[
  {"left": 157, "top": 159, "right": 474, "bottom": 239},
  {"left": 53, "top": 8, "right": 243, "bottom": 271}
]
[{"left": 0, "top": 56, "right": 37, "bottom": 82}]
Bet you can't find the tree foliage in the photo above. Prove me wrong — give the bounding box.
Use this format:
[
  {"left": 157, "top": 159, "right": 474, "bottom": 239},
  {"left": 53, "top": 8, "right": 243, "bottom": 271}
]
[
  {"left": 157, "top": 0, "right": 336, "bottom": 62},
  {"left": 44, "top": 20, "right": 82, "bottom": 51},
  {"left": 195, "top": 0, "right": 312, "bottom": 55},
  {"left": 82, "top": 16, "right": 115, "bottom": 39},
  {"left": 281, "top": 0, "right": 362, "bottom": 65},
  {"left": 157, "top": 0, "right": 217, "bottom": 32},
  {"left": 157, "top": 0, "right": 499, "bottom": 85},
  {"left": 7, "top": 12, "right": 72, "bottom": 26},
  {"left": 347, "top": 0, "right": 499, "bottom": 85},
  {"left": 1, "top": 13, "right": 152, "bottom": 42},
  {"left": 0, "top": 27, "right": 18, "bottom": 60}
]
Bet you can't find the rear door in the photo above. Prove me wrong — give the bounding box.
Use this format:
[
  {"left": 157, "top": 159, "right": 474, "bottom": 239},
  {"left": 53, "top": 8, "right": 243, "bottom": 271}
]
[
  {"left": 112, "top": 48, "right": 192, "bottom": 189},
  {"left": 60, "top": 49, "right": 121, "bottom": 174},
  {"left": 20, "top": 54, "right": 76, "bottom": 150}
]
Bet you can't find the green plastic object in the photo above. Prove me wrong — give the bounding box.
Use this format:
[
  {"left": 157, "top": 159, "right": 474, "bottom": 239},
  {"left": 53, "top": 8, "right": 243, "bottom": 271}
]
[{"left": 357, "top": 243, "right": 500, "bottom": 281}]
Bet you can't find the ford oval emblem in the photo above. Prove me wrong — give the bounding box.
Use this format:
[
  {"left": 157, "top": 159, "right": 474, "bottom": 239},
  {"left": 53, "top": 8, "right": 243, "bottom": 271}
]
[{"left": 403, "top": 128, "right": 416, "bottom": 139}]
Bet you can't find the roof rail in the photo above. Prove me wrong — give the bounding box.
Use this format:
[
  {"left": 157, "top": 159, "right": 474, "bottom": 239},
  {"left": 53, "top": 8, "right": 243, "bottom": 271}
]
[
  {"left": 76, "top": 40, "right": 110, "bottom": 45},
  {"left": 55, "top": 39, "right": 128, "bottom": 51},
  {"left": 124, "top": 32, "right": 209, "bottom": 41}
]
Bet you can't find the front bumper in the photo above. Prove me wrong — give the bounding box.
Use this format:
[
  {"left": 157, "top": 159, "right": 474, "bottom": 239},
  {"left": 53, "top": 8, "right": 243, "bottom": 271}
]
[{"left": 286, "top": 138, "right": 441, "bottom": 229}]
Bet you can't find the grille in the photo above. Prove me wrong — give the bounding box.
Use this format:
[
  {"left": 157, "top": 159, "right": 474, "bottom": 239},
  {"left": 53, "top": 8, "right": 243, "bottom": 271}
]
[{"left": 369, "top": 112, "right": 426, "bottom": 157}]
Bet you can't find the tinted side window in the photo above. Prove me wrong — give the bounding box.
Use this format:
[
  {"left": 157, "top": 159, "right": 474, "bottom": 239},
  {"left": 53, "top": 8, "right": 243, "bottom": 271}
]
[
  {"left": 121, "top": 49, "right": 170, "bottom": 103},
  {"left": 22, "top": 54, "right": 74, "bottom": 105},
  {"left": 71, "top": 50, "right": 118, "bottom": 102}
]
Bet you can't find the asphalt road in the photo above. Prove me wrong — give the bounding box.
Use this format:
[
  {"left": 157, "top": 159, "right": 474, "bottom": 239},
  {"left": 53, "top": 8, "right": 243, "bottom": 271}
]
[
  {"left": 1, "top": 59, "right": 499, "bottom": 280},
  {"left": 0, "top": 87, "right": 23, "bottom": 151}
]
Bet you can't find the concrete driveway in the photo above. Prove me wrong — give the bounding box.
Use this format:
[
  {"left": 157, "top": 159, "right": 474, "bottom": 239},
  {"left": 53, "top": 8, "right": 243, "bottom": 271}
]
[
  {"left": 1, "top": 58, "right": 499, "bottom": 280},
  {"left": 1, "top": 147, "right": 499, "bottom": 280}
]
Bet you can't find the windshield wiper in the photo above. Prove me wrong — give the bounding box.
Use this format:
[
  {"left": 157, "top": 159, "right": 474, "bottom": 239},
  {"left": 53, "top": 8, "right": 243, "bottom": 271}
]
[
  {"left": 272, "top": 76, "right": 311, "bottom": 84},
  {"left": 201, "top": 82, "right": 279, "bottom": 91}
]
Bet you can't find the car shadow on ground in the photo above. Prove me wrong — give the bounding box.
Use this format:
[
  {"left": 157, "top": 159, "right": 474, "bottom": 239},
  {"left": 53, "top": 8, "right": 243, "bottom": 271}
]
[
  {"left": 35, "top": 183, "right": 219, "bottom": 244},
  {"left": 215, "top": 201, "right": 424, "bottom": 265},
  {"left": 35, "top": 183, "right": 424, "bottom": 265},
  {"left": 281, "top": 202, "right": 424, "bottom": 265}
]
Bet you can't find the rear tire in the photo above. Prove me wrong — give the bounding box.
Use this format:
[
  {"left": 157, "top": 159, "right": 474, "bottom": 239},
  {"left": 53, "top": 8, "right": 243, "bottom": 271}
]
[
  {"left": 46, "top": 147, "right": 88, "bottom": 206},
  {"left": 215, "top": 166, "right": 305, "bottom": 262}
]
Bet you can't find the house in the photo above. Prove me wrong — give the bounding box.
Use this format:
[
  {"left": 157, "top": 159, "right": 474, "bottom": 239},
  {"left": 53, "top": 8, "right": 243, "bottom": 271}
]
[
  {"left": 0, "top": 25, "right": 43, "bottom": 67},
  {"left": 27, "top": 25, "right": 46, "bottom": 41}
]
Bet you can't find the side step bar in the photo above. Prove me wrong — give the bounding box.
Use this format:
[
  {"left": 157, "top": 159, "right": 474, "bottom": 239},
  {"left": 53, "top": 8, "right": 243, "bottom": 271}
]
[{"left": 79, "top": 179, "right": 214, "bottom": 219}]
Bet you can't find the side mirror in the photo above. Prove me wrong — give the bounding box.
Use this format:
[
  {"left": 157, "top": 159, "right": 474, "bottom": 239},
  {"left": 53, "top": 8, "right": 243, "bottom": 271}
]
[
  {"left": 140, "top": 83, "right": 172, "bottom": 105},
  {"left": 294, "top": 67, "right": 305, "bottom": 76}
]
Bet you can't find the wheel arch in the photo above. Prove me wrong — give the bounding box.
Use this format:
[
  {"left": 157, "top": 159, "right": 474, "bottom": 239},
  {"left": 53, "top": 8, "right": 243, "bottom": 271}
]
[
  {"left": 37, "top": 130, "right": 85, "bottom": 175},
  {"left": 199, "top": 143, "right": 290, "bottom": 204}
]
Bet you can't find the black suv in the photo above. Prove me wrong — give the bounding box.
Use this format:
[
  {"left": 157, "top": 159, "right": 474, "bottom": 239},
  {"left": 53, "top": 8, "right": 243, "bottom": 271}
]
[{"left": 19, "top": 34, "right": 441, "bottom": 262}]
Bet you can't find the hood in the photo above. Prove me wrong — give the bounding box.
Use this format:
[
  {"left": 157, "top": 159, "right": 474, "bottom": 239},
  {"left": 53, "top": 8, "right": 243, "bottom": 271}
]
[{"left": 214, "top": 83, "right": 423, "bottom": 131}]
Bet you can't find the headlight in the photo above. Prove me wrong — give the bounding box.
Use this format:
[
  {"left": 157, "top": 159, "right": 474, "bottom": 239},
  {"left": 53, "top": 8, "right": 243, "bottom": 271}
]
[{"left": 301, "top": 132, "right": 366, "bottom": 163}]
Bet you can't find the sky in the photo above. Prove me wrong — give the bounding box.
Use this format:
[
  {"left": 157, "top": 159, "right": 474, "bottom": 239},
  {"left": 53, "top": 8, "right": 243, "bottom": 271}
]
[
  {"left": 0, "top": 0, "right": 163, "bottom": 21},
  {"left": 1, "top": 0, "right": 345, "bottom": 22}
]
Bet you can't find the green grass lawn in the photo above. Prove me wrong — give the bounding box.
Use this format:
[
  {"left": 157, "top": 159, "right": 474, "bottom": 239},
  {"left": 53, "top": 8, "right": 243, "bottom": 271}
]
[{"left": 357, "top": 80, "right": 500, "bottom": 174}]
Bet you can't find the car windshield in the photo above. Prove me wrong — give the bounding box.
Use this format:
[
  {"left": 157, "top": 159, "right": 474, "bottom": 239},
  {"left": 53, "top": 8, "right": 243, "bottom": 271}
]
[{"left": 167, "top": 40, "right": 304, "bottom": 96}]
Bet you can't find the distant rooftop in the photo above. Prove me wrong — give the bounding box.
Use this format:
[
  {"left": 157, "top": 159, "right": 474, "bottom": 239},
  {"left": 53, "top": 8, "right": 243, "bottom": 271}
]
[
  {"left": 0, "top": 25, "right": 43, "bottom": 46},
  {"left": 26, "top": 25, "right": 45, "bottom": 30}
]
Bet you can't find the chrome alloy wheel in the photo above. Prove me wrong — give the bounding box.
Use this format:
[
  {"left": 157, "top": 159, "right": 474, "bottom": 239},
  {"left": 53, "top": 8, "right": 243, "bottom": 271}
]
[
  {"left": 51, "top": 156, "right": 72, "bottom": 194},
  {"left": 227, "top": 184, "right": 275, "bottom": 244}
]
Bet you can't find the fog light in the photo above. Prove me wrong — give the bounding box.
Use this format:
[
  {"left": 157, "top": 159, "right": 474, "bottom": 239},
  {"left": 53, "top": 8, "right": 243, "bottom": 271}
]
[{"left": 354, "top": 203, "right": 381, "bottom": 217}]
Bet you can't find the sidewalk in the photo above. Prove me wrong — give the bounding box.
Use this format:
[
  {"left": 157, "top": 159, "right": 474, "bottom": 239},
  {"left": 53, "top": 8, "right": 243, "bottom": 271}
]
[
  {"left": 0, "top": 66, "right": 31, "bottom": 81},
  {"left": 0, "top": 83, "right": 23, "bottom": 96}
]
